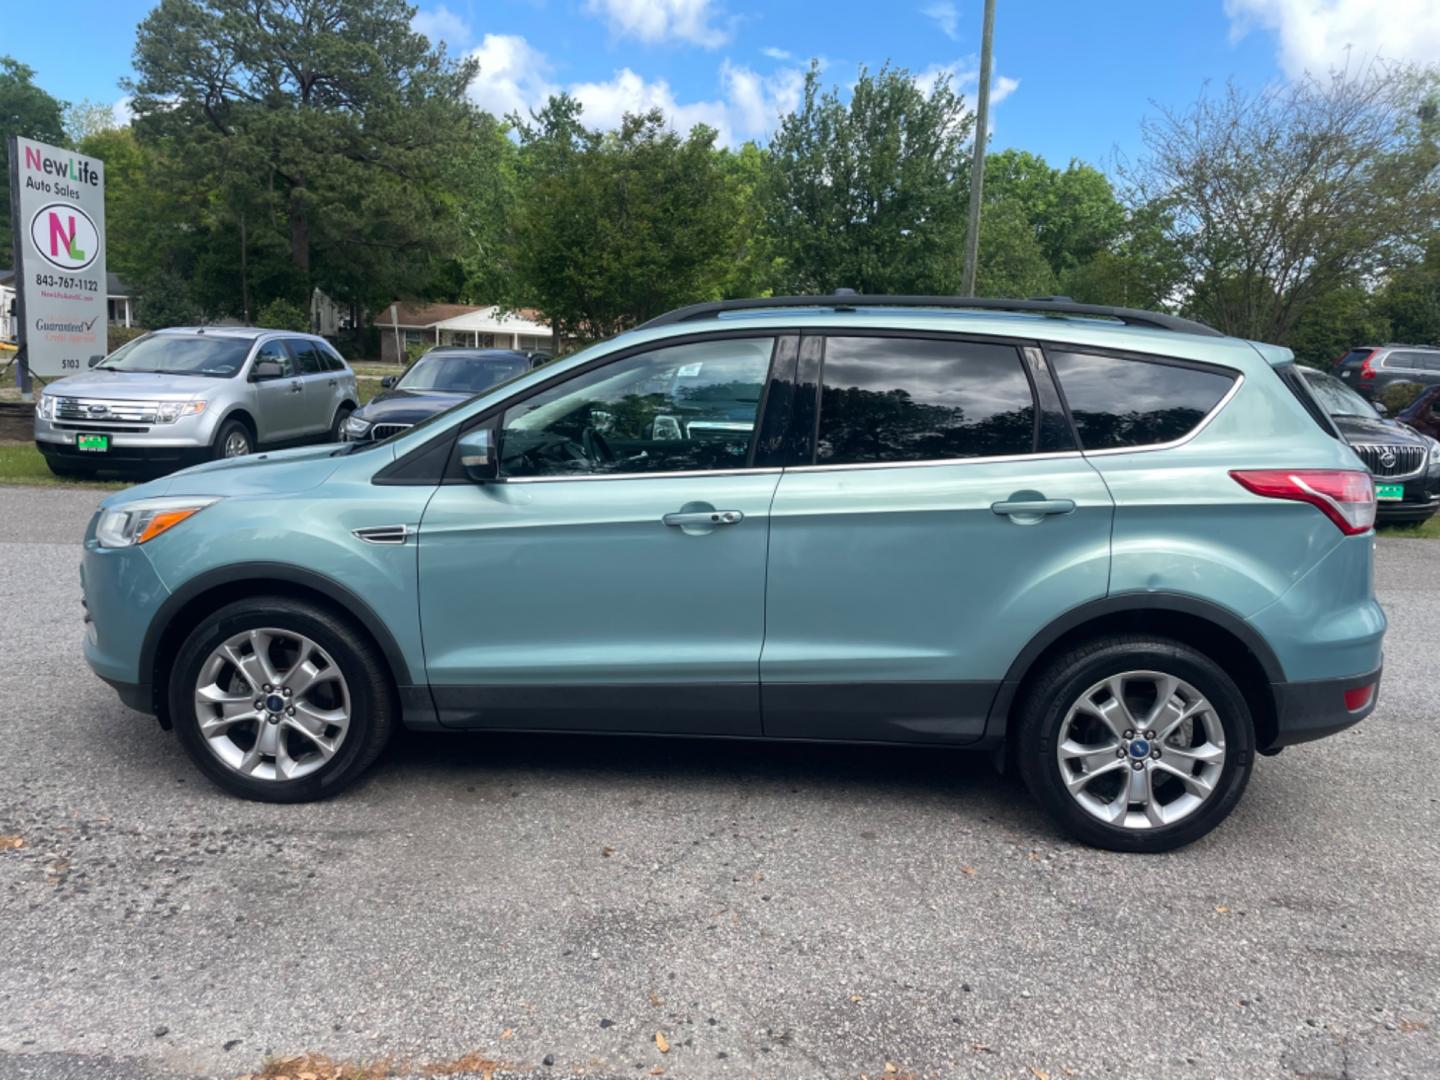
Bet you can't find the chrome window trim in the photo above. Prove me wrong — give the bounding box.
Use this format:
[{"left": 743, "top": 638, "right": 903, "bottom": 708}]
[
  {"left": 1079, "top": 371, "right": 1245, "bottom": 458},
  {"left": 784, "top": 449, "right": 1086, "bottom": 474},
  {"left": 504, "top": 466, "right": 783, "bottom": 484}
]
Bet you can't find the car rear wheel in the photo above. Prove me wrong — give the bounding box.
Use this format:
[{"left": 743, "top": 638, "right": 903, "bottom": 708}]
[
  {"left": 330, "top": 403, "right": 354, "bottom": 442},
  {"left": 168, "top": 596, "right": 395, "bottom": 802},
  {"left": 213, "top": 418, "right": 253, "bottom": 460},
  {"left": 1016, "top": 636, "right": 1255, "bottom": 852}
]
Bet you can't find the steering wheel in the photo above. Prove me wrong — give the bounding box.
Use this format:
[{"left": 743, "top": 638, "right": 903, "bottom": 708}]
[{"left": 582, "top": 426, "right": 616, "bottom": 466}]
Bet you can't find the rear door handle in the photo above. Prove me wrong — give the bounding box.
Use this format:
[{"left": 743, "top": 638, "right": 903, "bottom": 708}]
[
  {"left": 991, "top": 498, "right": 1075, "bottom": 517},
  {"left": 663, "top": 510, "right": 743, "bottom": 527}
]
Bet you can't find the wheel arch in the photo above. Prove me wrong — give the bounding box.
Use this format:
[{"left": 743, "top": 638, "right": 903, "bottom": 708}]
[
  {"left": 142, "top": 563, "right": 415, "bottom": 729},
  {"left": 986, "top": 593, "right": 1283, "bottom": 751},
  {"left": 216, "top": 407, "right": 258, "bottom": 444}
]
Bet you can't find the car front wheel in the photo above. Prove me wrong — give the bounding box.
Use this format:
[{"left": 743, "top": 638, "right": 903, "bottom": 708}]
[
  {"left": 213, "top": 418, "right": 253, "bottom": 460},
  {"left": 168, "top": 596, "right": 395, "bottom": 802},
  {"left": 1016, "top": 636, "right": 1255, "bottom": 852}
]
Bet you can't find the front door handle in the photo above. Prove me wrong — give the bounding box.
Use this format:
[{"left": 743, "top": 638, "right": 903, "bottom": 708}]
[
  {"left": 663, "top": 509, "right": 743, "bottom": 528},
  {"left": 991, "top": 496, "right": 1076, "bottom": 519},
  {"left": 290, "top": 380, "right": 304, "bottom": 393}
]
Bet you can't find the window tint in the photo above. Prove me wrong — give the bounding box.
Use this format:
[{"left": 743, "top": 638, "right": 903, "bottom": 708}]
[
  {"left": 816, "top": 337, "right": 1035, "bottom": 464},
  {"left": 1050, "top": 351, "right": 1236, "bottom": 450},
  {"left": 499, "top": 338, "right": 774, "bottom": 478},
  {"left": 321, "top": 343, "right": 346, "bottom": 371},
  {"left": 288, "top": 339, "right": 327, "bottom": 375}
]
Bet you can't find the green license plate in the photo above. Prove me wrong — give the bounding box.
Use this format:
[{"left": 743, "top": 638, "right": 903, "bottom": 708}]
[
  {"left": 1376, "top": 482, "right": 1404, "bottom": 501},
  {"left": 75, "top": 433, "right": 109, "bottom": 453}
]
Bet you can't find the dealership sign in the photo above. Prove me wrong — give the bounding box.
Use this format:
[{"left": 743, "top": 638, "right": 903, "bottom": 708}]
[{"left": 7, "top": 136, "right": 107, "bottom": 378}]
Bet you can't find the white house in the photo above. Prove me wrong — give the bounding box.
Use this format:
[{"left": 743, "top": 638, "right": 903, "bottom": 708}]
[{"left": 372, "top": 302, "right": 552, "bottom": 363}]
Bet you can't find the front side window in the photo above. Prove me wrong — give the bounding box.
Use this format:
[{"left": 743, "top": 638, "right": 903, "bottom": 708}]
[
  {"left": 1050, "top": 351, "right": 1237, "bottom": 450},
  {"left": 499, "top": 337, "right": 774, "bottom": 478},
  {"left": 816, "top": 337, "right": 1036, "bottom": 465}
]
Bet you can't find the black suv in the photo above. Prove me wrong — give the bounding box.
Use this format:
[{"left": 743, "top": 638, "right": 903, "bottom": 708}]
[
  {"left": 1303, "top": 367, "right": 1440, "bottom": 524},
  {"left": 1334, "top": 343, "right": 1440, "bottom": 401}
]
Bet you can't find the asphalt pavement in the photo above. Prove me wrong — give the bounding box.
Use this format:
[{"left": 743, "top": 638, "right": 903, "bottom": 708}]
[{"left": 1, "top": 484, "right": 1437, "bottom": 1080}]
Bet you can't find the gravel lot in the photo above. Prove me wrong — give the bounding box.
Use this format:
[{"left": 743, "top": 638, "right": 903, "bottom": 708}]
[{"left": 1, "top": 485, "right": 1437, "bottom": 1080}]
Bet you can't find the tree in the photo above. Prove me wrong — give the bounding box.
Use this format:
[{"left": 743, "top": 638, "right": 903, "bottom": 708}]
[
  {"left": 127, "top": 0, "right": 479, "bottom": 312},
  {"left": 1126, "top": 64, "right": 1440, "bottom": 341},
  {"left": 0, "top": 56, "right": 68, "bottom": 267},
  {"left": 510, "top": 105, "right": 740, "bottom": 343},
  {"left": 764, "top": 63, "right": 974, "bottom": 295},
  {"left": 983, "top": 149, "right": 1126, "bottom": 281},
  {"left": 1376, "top": 239, "right": 1440, "bottom": 346}
]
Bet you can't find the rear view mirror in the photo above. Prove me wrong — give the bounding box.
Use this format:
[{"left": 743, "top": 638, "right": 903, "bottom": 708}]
[
  {"left": 381, "top": 375, "right": 397, "bottom": 389},
  {"left": 252, "top": 359, "right": 284, "bottom": 381},
  {"left": 458, "top": 426, "right": 498, "bottom": 482},
  {"left": 88, "top": 354, "right": 104, "bottom": 368}
]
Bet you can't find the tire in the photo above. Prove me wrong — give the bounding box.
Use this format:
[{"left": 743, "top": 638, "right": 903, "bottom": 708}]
[
  {"left": 212, "top": 418, "right": 253, "bottom": 460},
  {"left": 1015, "top": 635, "right": 1255, "bottom": 853},
  {"left": 329, "top": 403, "right": 354, "bottom": 442},
  {"left": 167, "top": 596, "right": 395, "bottom": 802}
]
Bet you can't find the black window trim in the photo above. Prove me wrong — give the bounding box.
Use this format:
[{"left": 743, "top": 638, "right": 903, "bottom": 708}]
[
  {"left": 786, "top": 328, "right": 1078, "bottom": 472},
  {"left": 1039, "top": 341, "right": 1245, "bottom": 457}
]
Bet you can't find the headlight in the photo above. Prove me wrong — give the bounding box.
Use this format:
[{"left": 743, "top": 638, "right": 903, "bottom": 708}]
[
  {"left": 157, "top": 400, "right": 207, "bottom": 423},
  {"left": 36, "top": 395, "right": 55, "bottom": 420},
  {"left": 343, "top": 415, "right": 372, "bottom": 437},
  {"left": 95, "top": 496, "right": 220, "bottom": 549}
]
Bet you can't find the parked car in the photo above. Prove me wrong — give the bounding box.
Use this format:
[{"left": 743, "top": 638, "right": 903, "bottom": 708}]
[
  {"left": 1397, "top": 383, "right": 1440, "bottom": 441},
  {"left": 36, "top": 327, "right": 358, "bottom": 477},
  {"left": 342, "top": 347, "right": 541, "bottom": 444},
  {"left": 81, "top": 295, "right": 1385, "bottom": 852},
  {"left": 1301, "top": 367, "right": 1440, "bottom": 525},
  {"left": 1333, "top": 342, "right": 1440, "bottom": 400}
]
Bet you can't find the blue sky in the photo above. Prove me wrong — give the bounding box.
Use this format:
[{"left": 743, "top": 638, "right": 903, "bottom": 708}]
[{"left": 7, "top": 0, "right": 1440, "bottom": 170}]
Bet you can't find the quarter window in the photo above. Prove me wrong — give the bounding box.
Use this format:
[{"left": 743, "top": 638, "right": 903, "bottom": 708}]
[
  {"left": 499, "top": 338, "right": 774, "bottom": 478},
  {"left": 815, "top": 337, "right": 1037, "bottom": 465},
  {"left": 1050, "top": 350, "right": 1237, "bottom": 450}
]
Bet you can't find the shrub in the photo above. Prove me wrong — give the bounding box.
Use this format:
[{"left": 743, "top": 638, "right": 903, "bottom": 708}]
[
  {"left": 107, "top": 325, "right": 145, "bottom": 353},
  {"left": 255, "top": 298, "right": 310, "bottom": 332},
  {"left": 1380, "top": 381, "right": 1425, "bottom": 413}
]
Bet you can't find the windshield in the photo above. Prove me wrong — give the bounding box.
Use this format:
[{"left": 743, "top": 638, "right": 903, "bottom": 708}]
[
  {"left": 1304, "top": 370, "right": 1380, "bottom": 418},
  {"left": 97, "top": 333, "right": 252, "bottom": 378},
  {"left": 397, "top": 352, "right": 530, "bottom": 393}
]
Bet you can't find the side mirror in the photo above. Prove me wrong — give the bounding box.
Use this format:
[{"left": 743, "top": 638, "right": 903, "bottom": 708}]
[
  {"left": 88, "top": 354, "right": 104, "bottom": 368},
  {"left": 1373, "top": 401, "right": 1389, "bottom": 417},
  {"left": 457, "top": 426, "right": 499, "bottom": 482},
  {"left": 381, "top": 375, "right": 397, "bottom": 389},
  {"left": 252, "top": 359, "right": 284, "bottom": 381}
]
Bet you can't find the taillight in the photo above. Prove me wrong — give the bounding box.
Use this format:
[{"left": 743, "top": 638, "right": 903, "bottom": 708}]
[
  {"left": 1343, "top": 684, "right": 1375, "bottom": 711},
  {"left": 1230, "top": 469, "right": 1376, "bottom": 535},
  {"left": 1359, "top": 350, "right": 1378, "bottom": 379}
]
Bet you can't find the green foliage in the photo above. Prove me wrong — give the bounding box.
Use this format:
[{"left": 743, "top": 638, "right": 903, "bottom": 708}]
[
  {"left": 0, "top": 56, "right": 69, "bottom": 266},
  {"left": 135, "top": 269, "right": 203, "bottom": 329},
  {"left": 983, "top": 150, "right": 1126, "bottom": 280},
  {"left": 1376, "top": 240, "right": 1440, "bottom": 346},
  {"left": 107, "top": 325, "right": 146, "bottom": 353},
  {"left": 255, "top": 298, "right": 310, "bottom": 332},
  {"left": 1288, "top": 284, "right": 1391, "bottom": 368},
  {"left": 764, "top": 63, "right": 973, "bottom": 294},
  {"left": 1380, "top": 381, "right": 1427, "bottom": 412},
  {"left": 973, "top": 198, "right": 1056, "bottom": 297},
  {"left": 510, "top": 105, "right": 740, "bottom": 342}
]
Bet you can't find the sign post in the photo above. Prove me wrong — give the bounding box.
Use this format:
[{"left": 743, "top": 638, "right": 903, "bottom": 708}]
[{"left": 7, "top": 136, "right": 107, "bottom": 397}]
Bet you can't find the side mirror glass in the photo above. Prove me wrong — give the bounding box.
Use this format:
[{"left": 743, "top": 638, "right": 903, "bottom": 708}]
[
  {"left": 88, "top": 354, "right": 104, "bottom": 368},
  {"left": 252, "top": 359, "right": 284, "bottom": 381},
  {"left": 458, "top": 426, "right": 498, "bottom": 482},
  {"left": 381, "top": 375, "right": 397, "bottom": 389}
]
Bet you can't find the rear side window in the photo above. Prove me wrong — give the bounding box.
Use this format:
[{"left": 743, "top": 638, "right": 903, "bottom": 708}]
[
  {"left": 816, "top": 337, "right": 1036, "bottom": 464},
  {"left": 1337, "top": 348, "right": 1373, "bottom": 368},
  {"left": 1050, "top": 351, "right": 1236, "bottom": 450}
]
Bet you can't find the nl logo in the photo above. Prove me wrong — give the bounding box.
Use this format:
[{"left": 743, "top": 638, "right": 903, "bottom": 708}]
[{"left": 28, "top": 203, "right": 101, "bottom": 272}]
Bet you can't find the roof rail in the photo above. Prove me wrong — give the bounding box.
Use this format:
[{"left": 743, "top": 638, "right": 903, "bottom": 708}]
[{"left": 635, "top": 293, "right": 1223, "bottom": 337}]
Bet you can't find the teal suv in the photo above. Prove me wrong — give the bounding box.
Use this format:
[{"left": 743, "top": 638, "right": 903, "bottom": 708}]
[{"left": 81, "top": 296, "right": 1385, "bottom": 852}]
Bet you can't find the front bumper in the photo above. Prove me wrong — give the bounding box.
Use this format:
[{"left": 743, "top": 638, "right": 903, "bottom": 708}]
[
  {"left": 36, "top": 414, "right": 216, "bottom": 469},
  {"left": 81, "top": 533, "right": 171, "bottom": 715},
  {"left": 1267, "top": 664, "right": 1382, "bottom": 749}
]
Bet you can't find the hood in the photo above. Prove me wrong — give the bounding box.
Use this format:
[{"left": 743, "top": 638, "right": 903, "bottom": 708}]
[
  {"left": 43, "top": 370, "right": 220, "bottom": 401},
  {"left": 1331, "top": 414, "right": 1428, "bottom": 446},
  {"left": 355, "top": 388, "right": 471, "bottom": 425},
  {"left": 99, "top": 444, "right": 349, "bottom": 509}
]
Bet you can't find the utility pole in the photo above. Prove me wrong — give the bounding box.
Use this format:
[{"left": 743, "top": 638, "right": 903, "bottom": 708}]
[{"left": 960, "top": 0, "right": 996, "bottom": 297}]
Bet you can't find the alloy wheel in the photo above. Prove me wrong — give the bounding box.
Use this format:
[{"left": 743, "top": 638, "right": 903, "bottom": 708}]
[
  {"left": 192, "top": 628, "right": 352, "bottom": 782},
  {"left": 1055, "top": 670, "right": 1226, "bottom": 830},
  {"left": 223, "top": 430, "right": 251, "bottom": 457}
]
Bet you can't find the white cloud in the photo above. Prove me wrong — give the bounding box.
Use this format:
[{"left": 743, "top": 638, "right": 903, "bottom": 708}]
[
  {"left": 411, "top": 4, "right": 471, "bottom": 49},
  {"left": 467, "top": 35, "right": 801, "bottom": 144},
  {"left": 1225, "top": 0, "right": 1440, "bottom": 78},
  {"left": 914, "top": 59, "right": 1019, "bottom": 107},
  {"left": 111, "top": 96, "right": 134, "bottom": 128},
  {"left": 584, "top": 0, "right": 730, "bottom": 48},
  {"left": 761, "top": 46, "right": 792, "bottom": 60},
  {"left": 922, "top": 1, "right": 960, "bottom": 41},
  {"left": 991, "top": 74, "right": 1020, "bottom": 104}
]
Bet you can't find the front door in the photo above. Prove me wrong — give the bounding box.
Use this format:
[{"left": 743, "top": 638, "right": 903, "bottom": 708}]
[
  {"left": 250, "top": 339, "right": 308, "bottom": 442},
  {"left": 417, "top": 335, "right": 785, "bottom": 734},
  {"left": 761, "top": 334, "right": 1115, "bottom": 743}
]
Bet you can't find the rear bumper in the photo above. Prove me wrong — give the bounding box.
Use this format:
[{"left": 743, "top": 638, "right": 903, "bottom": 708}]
[{"left": 1267, "top": 664, "right": 1381, "bottom": 749}]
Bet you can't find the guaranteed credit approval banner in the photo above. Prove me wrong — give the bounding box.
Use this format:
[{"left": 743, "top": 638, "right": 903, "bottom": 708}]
[{"left": 8, "top": 136, "right": 107, "bottom": 378}]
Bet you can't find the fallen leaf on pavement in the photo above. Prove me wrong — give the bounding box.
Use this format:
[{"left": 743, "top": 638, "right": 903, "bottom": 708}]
[
  {"left": 601, "top": 847, "right": 615, "bottom": 858},
  {"left": 1029, "top": 1068, "right": 1050, "bottom": 1080},
  {"left": 655, "top": 1032, "right": 669, "bottom": 1054},
  {"left": 960, "top": 865, "right": 977, "bottom": 875},
  {"left": 0, "top": 836, "right": 23, "bottom": 852},
  {"left": 499, "top": 1029, "right": 513, "bottom": 1041},
  {"left": 1215, "top": 905, "right": 1230, "bottom": 914}
]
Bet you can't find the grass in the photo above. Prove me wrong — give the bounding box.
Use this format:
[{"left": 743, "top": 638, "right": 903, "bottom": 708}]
[
  {"left": 1378, "top": 517, "right": 1440, "bottom": 540},
  {"left": 0, "top": 443, "right": 127, "bottom": 489}
]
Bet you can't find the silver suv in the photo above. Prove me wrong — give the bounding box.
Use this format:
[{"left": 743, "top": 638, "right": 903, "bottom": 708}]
[{"left": 35, "top": 327, "right": 358, "bottom": 477}]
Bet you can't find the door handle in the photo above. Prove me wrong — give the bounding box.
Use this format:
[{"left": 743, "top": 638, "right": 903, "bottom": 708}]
[
  {"left": 991, "top": 497, "right": 1075, "bottom": 517},
  {"left": 663, "top": 510, "right": 743, "bottom": 527}
]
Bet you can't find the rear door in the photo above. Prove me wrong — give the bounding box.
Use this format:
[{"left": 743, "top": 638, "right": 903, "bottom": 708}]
[
  {"left": 288, "top": 338, "right": 341, "bottom": 435},
  {"left": 761, "top": 334, "right": 1114, "bottom": 743}
]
